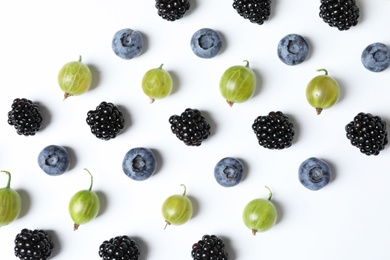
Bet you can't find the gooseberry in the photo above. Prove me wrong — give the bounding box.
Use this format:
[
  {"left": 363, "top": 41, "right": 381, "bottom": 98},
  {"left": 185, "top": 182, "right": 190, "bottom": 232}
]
[
  {"left": 58, "top": 55, "right": 92, "bottom": 100},
  {"left": 242, "top": 186, "right": 277, "bottom": 235},
  {"left": 68, "top": 168, "right": 100, "bottom": 231},
  {"left": 0, "top": 170, "right": 21, "bottom": 227},
  {"left": 162, "top": 184, "right": 193, "bottom": 229},
  {"left": 219, "top": 60, "right": 256, "bottom": 107},
  {"left": 142, "top": 64, "right": 173, "bottom": 103},
  {"left": 306, "top": 69, "right": 340, "bottom": 115}
]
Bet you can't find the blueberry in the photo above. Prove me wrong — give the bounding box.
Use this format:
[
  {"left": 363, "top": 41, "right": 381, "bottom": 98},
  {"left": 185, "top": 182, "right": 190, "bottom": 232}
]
[
  {"left": 361, "top": 42, "right": 390, "bottom": 72},
  {"left": 190, "top": 28, "right": 222, "bottom": 59},
  {"left": 277, "top": 34, "right": 309, "bottom": 65},
  {"left": 214, "top": 157, "right": 243, "bottom": 187},
  {"left": 298, "top": 157, "right": 332, "bottom": 191},
  {"left": 37, "top": 145, "right": 71, "bottom": 176},
  {"left": 112, "top": 28, "right": 144, "bottom": 60},
  {"left": 122, "top": 147, "right": 157, "bottom": 181}
]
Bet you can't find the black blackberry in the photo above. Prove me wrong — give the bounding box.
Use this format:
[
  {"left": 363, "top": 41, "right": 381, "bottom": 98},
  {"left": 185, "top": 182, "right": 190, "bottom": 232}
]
[
  {"left": 86, "top": 101, "right": 125, "bottom": 140},
  {"left": 191, "top": 234, "right": 229, "bottom": 260},
  {"left": 252, "top": 111, "right": 295, "bottom": 149},
  {"left": 155, "top": 0, "right": 190, "bottom": 21},
  {"left": 345, "top": 112, "right": 388, "bottom": 156},
  {"left": 169, "top": 108, "right": 211, "bottom": 146},
  {"left": 7, "top": 98, "right": 43, "bottom": 136},
  {"left": 319, "top": 0, "right": 359, "bottom": 31},
  {"left": 14, "top": 228, "right": 54, "bottom": 260},
  {"left": 98, "top": 235, "right": 140, "bottom": 260},
  {"left": 233, "top": 0, "right": 271, "bottom": 25}
]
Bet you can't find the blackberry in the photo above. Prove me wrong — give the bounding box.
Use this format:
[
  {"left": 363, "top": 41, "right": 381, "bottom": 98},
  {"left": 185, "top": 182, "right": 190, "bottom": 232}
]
[
  {"left": 14, "top": 228, "right": 54, "bottom": 260},
  {"left": 319, "top": 0, "right": 359, "bottom": 31},
  {"left": 98, "top": 235, "right": 140, "bottom": 260},
  {"left": 233, "top": 0, "right": 271, "bottom": 25},
  {"left": 252, "top": 111, "right": 295, "bottom": 149},
  {"left": 155, "top": 0, "right": 190, "bottom": 21},
  {"left": 7, "top": 98, "right": 43, "bottom": 136},
  {"left": 191, "top": 234, "right": 229, "bottom": 260},
  {"left": 86, "top": 101, "right": 125, "bottom": 140},
  {"left": 169, "top": 108, "right": 211, "bottom": 146},
  {"left": 345, "top": 112, "right": 388, "bottom": 156}
]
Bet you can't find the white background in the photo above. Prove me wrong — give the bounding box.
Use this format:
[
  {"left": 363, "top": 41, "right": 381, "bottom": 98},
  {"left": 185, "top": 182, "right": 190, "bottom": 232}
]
[{"left": 1, "top": 0, "right": 390, "bottom": 259}]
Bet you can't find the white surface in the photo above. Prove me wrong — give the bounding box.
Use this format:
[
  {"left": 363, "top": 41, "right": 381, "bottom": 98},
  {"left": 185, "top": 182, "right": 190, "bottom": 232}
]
[{"left": 1, "top": 1, "right": 390, "bottom": 259}]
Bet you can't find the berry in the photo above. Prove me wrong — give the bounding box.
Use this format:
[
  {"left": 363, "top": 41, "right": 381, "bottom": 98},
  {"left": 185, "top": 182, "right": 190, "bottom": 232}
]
[
  {"left": 0, "top": 170, "right": 21, "bottom": 227},
  {"left": 298, "top": 157, "right": 332, "bottom": 191},
  {"left": 162, "top": 184, "right": 193, "bottom": 228},
  {"left": 345, "top": 112, "right": 388, "bottom": 156},
  {"left": 191, "top": 234, "right": 229, "bottom": 260},
  {"left": 155, "top": 0, "right": 190, "bottom": 21},
  {"left": 319, "top": 0, "right": 359, "bottom": 31},
  {"left": 214, "top": 157, "right": 244, "bottom": 187},
  {"left": 252, "top": 111, "right": 295, "bottom": 150},
  {"left": 98, "top": 235, "right": 140, "bottom": 260},
  {"left": 14, "top": 228, "right": 54, "bottom": 260},
  {"left": 142, "top": 64, "right": 173, "bottom": 103},
  {"left": 361, "top": 42, "right": 390, "bottom": 72},
  {"left": 190, "top": 28, "right": 223, "bottom": 59},
  {"left": 169, "top": 108, "right": 211, "bottom": 146},
  {"left": 112, "top": 28, "right": 144, "bottom": 60},
  {"left": 232, "top": 0, "right": 271, "bottom": 25},
  {"left": 86, "top": 101, "right": 125, "bottom": 140},
  {"left": 7, "top": 98, "right": 42, "bottom": 136},
  {"left": 37, "top": 145, "right": 71, "bottom": 176},
  {"left": 122, "top": 147, "right": 157, "bottom": 181},
  {"left": 277, "top": 34, "right": 309, "bottom": 66}
]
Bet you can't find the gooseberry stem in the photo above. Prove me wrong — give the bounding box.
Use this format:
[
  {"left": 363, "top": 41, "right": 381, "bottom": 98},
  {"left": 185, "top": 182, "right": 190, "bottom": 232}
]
[
  {"left": 316, "top": 69, "right": 328, "bottom": 75},
  {"left": 78, "top": 55, "right": 82, "bottom": 62},
  {"left": 180, "top": 184, "right": 187, "bottom": 196},
  {"left": 1, "top": 170, "right": 11, "bottom": 189},
  {"left": 84, "top": 168, "right": 93, "bottom": 191},
  {"left": 243, "top": 60, "right": 250, "bottom": 68},
  {"left": 158, "top": 64, "right": 164, "bottom": 69},
  {"left": 265, "top": 186, "right": 273, "bottom": 201}
]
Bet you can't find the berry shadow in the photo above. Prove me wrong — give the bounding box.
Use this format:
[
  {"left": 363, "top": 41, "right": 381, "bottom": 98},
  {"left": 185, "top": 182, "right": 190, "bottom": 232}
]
[
  {"left": 286, "top": 113, "right": 300, "bottom": 146},
  {"left": 331, "top": 75, "right": 346, "bottom": 105},
  {"left": 95, "top": 190, "right": 108, "bottom": 218},
  {"left": 35, "top": 101, "right": 51, "bottom": 132},
  {"left": 131, "top": 235, "right": 149, "bottom": 260},
  {"left": 150, "top": 148, "right": 163, "bottom": 176},
  {"left": 167, "top": 70, "right": 180, "bottom": 97},
  {"left": 185, "top": 0, "right": 198, "bottom": 18},
  {"left": 63, "top": 146, "right": 77, "bottom": 172},
  {"left": 46, "top": 229, "right": 61, "bottom": 258},
  {"left": 117, "top": 105, "right": 132, "bottom": 135},
  {"left": 16, "top": 189, "right": 31, "bottom": 219},
  {"left": 271, "top": 198, "right": 284, "bottom": 226},
  {"left": 237, "top": 157, "right": 249, "bottom": 183},
  {"left": 251, "top": 68, "right": 263, "bottom": 99},
  {"left": 86, "top": 64, "right": 101, "bottom": 93},
  {"left": 269, "top": 0, "right": 279, "bottom": 21},
  {"left": 219, "top": 235, "right": 236, "bottom": 259},
  {"left": 187, "top": 195, "right": 200, "bottom": 220},
  {"left": 321, "top": 157, "right": 337, "bottom": 184}
]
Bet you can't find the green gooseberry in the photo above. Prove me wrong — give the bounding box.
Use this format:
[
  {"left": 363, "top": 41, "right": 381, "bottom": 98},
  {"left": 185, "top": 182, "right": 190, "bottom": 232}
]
[
  {"left": 142, "top": 64, "right": 173, "bottom": 103},
  {"left": 68, "top": 168, "right": 100, "bottom": 231},
  {"left": 162, "top": 184, "right": 193, "bottom": 229},
  {"left": 0, "top": 170, "right": 21, "bottom": 227}
]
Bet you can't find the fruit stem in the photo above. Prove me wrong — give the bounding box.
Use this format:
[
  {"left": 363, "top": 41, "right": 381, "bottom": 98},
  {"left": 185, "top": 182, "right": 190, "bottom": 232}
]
[
  {"left": 158, "top": 64, "right": 164, "bottom": 69},
  {"left": 1, "top": 170, "right": 11, "bottom": 189},
  {"left": 226, "top": 100, "right": 234, "bottom": 107},
  {"left": 78, "top": 55, "right": 82, "bottom": 62},
  {"left": 164, "top": 220, "right": 171, "bottom": 230},
  {"left": 84, "top": 168, "right": 93, "bottom": 191},
  {"left": 265, "top": 186, "right": 273, "bottom": 201},
  {"left": 243, "top": 60, "right": 250, "bottom": 68},
  {"left": 180, "top": 184, "right": 187, "bottom": 196},
  {"left": 316, "top": 69, "right": 328, "bottom": 75},
  {"left": 316, "top": 108, "right": 323, "bottom": 115}
]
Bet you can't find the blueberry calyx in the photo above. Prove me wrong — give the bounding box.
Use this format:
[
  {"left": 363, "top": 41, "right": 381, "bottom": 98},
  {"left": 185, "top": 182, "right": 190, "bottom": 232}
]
[
  {"left": 132, "top": 155, "right": 146, "bottom": 172},
  {"left": 223, "top": 166, "right": 238, "bottom": 178},
  {"left": 45, "top": 155, "right": 59, "bottom": 167},
  {"left": 308, "top": 167, "right": 324, "bottom": 183}
]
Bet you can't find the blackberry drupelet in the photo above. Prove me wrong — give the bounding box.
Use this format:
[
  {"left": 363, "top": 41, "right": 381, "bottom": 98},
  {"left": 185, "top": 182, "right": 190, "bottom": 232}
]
[
  {"left": 345, "top": 112, "right": 388, "bottom": 156},
  {"left": 86, "top": 101, "right": 125, "bottom": 140},
  {"left": 7, "top": 98, "right": 43, "bottom": 136},
  {"left": 169, "top": 108, "right": 211, "bottom": 146},
  {"left": 233, "top": 0, "right": 271, "bottom": 25},
  {"left": 319, "top": 0, "right": 359, "bottom": 31},
  {"left": 191, "top": 234, "right": 229, "bottom": 260},
  {"left": 252, "top": 111, "right": 295, "bottom": 149},
  {"left": 155, "top": 0, "right": 190, "bottom": 21},
  {"left": 98, "top": 235, "right": 140, "bottom": 260},
  {"left": 14, "top": 228, "right": 54, "bottom": 260}
]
